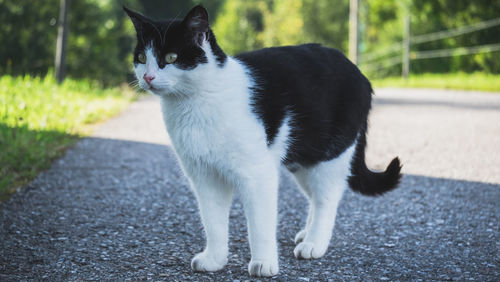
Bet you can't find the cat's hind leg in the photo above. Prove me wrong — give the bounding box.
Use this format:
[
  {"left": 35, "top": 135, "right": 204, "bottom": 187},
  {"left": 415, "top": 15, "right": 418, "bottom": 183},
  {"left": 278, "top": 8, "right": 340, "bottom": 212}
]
[
  {"left": 189, "top": 170, "right": 233, "bottom": 272},
  {"left": 292, "top": 143, "right": 356, "bottom": 259},
  {"left": 291, "top": 169, "right": 313, "bottom": 244}
]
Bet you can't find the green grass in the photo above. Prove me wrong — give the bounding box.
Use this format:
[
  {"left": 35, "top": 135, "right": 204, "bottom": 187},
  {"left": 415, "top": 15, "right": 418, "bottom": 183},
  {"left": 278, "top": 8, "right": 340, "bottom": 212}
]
[
  {"left": 0, "top": 75, "right": 134, "bottom": 200},
  {"left": 372, "top": 72, "right": 500, "bottom": 92}
]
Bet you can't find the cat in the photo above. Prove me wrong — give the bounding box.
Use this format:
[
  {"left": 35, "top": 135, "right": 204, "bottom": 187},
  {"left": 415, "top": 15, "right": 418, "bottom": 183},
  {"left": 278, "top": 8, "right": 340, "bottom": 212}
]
[{"left": 124, "top": 5, "right": 401, "bottom": 277}]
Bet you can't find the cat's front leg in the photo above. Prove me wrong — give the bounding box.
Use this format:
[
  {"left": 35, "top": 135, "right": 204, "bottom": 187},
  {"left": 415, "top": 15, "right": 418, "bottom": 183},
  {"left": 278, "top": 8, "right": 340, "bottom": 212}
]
[
  {"left": 189, "top": 171, "right": 233, "bottom": 272},
  {"left": 238, "top": 165, "right": 280, "bottom": 277}
]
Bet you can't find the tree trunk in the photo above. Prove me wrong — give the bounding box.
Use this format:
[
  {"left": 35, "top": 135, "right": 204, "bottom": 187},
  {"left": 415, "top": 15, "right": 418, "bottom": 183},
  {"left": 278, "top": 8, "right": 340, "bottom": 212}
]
[
  {"left": 402, "top": 12, "right": 410, "bottom": 79},
  {"left": 55, "top": 0, "right": 70, "bottom": 84},
  {"left": 349, "top": 0, "right": 359, "bottom": 65}
]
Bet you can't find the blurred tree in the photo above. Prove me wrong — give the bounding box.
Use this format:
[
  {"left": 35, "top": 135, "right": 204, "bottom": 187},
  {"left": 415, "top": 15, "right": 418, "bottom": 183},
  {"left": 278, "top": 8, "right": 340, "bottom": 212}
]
[
  {"left": 262, "top": 0, "right": 305, "bottom": 47},
  {"left": 212, "top": 0, "right": 270, "bottom": 55},
  {"left": 212, "top": 0, "right": 350, "bottom": 55},
  {"left": 65, "top": 0, "right": 137, "bottom": 85},
  {"left": 410, "top": 0, "right": 500, "bottom": 74},
  {"left": 1, "top": 0, "right": 498, "bottom": 82},
  {"left": 360, "top": 0, "right": 404, "bottom": 77},
  {"left": 0, "top": 0, "right": 224, "bottom": 85},
  {"left": 301, "top": 0, "right": 349, "bottom": 52},
  {"left": 0, "top": 0, "right": 59, "bottom": 75},
  {"left": 0, "top": 0, "right": 139, "bottom": 84},
  {"left": 361, "top": 0, "right": 500, "bottom": 76},
  {"left": 55, "top": 0, "right": 70, "bottom": 83}
]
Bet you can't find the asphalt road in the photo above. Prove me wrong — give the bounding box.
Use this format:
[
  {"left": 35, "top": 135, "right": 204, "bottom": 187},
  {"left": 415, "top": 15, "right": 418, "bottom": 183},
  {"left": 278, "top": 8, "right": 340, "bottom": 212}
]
[{"left": 1, "top": 88, "right": 499, "bottom": 280}]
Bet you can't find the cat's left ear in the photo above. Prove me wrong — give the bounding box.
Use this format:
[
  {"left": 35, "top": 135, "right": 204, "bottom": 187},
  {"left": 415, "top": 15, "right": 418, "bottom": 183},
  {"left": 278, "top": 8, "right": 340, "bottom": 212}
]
[
  {"left": 123, "top": 6, "right": 151, "bottom": 34},
  {"left": 183, "top": 5, "right": 209, "bottom": 45}
]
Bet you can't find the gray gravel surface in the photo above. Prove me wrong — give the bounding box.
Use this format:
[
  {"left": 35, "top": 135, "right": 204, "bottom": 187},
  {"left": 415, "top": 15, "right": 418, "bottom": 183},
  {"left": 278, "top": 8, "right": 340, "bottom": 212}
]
[{"left": 1, "top": 89, "right": 499, "bottom": 281}]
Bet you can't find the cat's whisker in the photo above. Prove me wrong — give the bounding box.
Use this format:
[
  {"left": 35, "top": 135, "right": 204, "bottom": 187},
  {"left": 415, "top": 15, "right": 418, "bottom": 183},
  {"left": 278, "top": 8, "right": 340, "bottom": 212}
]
[
  {"left": 127, "top": 80, "right": 148, "bottom": 94},
  {"left": 128, "top": 80, "right": 139, "bottom": 87}
]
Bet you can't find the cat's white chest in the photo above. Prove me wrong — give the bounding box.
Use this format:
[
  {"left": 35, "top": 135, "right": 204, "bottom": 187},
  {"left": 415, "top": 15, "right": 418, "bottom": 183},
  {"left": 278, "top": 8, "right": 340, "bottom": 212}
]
[{"left": 159, "top": 95, "right": 267, "bottom": 169}]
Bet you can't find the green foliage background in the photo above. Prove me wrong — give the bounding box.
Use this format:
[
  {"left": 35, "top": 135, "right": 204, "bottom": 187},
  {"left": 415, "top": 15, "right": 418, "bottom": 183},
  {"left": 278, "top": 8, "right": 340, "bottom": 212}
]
[
  {"left": 213, "top": 0, "right": 500, "bottom": 77},
  {"left": 0, "top": 74, "right": 132, "bottom": 197},
  {"left": 0, "top": 0, "right": 226, "bottom": 85},
  {"left": 361, "top": 0, "right": 500, "bottom": 77},
  {"left": 212, "top": 0, "right": 349, "bottom": 55},
  {"left": 0, "top": 0, "right": 499, "bottom": 84}
]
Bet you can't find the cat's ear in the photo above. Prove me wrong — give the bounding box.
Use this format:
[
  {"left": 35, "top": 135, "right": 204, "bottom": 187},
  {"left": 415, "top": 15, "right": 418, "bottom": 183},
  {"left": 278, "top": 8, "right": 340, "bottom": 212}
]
[
  {"left": 123, "top": 6, "right": 151, "bottom": 34},
  {"left": 183, "top": 5, "right": 209, "bottom": 45}
]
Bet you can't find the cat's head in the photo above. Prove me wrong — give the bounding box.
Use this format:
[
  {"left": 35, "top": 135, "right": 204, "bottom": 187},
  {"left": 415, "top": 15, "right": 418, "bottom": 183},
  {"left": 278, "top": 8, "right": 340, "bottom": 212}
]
[{"left": 124, "top": 5, "right": 226, "bottom": 96}]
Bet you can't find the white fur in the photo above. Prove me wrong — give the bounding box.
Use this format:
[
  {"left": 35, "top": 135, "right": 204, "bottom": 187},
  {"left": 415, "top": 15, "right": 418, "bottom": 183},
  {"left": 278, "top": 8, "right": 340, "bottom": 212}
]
[
  {"left": 292, "top": 140, "right": 356, "bottom": 259},
  {"left": 134, "top": 39, "right": 354, "bottom": 277},
  {"left": 269, "top": 115, "right": 292, "bottom": 164}
]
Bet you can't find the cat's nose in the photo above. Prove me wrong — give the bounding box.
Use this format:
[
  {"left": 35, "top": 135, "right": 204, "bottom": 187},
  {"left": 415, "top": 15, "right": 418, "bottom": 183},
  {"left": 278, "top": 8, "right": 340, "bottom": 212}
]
[{"left": 143, "top": 74, "right": 155, "bottom": 85}]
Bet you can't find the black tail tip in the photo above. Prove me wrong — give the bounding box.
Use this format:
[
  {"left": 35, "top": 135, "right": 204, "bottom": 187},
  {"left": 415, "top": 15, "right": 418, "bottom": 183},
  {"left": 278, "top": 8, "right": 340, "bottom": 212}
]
[
  {"left": 386, "top": 156, "right": 403, "bottom": 187},
  {"left": 348, "top": 156, "right": 403, "bottom": 196},
  {"left": 388, "top": 156, "right": 402, "bottom": 172}
]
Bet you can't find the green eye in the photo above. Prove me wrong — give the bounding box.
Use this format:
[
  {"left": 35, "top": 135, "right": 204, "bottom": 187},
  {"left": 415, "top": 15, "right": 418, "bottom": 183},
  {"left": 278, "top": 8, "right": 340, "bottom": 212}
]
[
  {"left": 138, "top": 53, "right": 146, "bottom": 64},
  {"left": 165, "top": 53, "right": 177, "bottom": 64}
]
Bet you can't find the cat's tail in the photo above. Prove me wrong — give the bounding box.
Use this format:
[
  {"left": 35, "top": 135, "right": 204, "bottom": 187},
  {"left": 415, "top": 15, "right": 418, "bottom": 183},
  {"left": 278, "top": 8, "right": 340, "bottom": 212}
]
[{"left": 348, "top": 132, "right": 402, "bottom": 196}]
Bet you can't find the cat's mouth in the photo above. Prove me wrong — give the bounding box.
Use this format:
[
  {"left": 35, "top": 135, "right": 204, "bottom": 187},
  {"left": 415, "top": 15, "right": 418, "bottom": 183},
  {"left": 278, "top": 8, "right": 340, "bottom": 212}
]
[
  {"left": 145, "top": 84, "right": 158, "bottom": 93},
  {"left": 147, "top": 85, "right": 168, "bottom": 96}
]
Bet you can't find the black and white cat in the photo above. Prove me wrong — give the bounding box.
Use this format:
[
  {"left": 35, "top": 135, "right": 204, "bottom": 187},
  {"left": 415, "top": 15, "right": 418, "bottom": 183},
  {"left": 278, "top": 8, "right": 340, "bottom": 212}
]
[{"left": 125, "top": 5, "right": 401, "bottom": 277}]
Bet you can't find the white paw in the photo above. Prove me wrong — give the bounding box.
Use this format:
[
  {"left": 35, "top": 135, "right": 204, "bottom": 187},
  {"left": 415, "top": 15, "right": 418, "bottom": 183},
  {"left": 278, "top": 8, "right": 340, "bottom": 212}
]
[
  {"left": 294, "top": 242, "right": 327, "bottom": 259},
  {"left": 294, "top": 229, "right": 307, "bottom": 244},
  {"left": 191, "top": 252, "right": 227, "bottom": 272},
  {"left": 248, "top": 259, "right": 279, "bottom": 277}
]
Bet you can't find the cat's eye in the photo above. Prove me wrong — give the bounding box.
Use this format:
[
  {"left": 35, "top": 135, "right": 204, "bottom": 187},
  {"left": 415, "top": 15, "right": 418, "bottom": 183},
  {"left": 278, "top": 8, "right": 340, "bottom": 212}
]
[
  {"left": 165, "top": 53, "right": 177, "bottom": 64},
  {"left": 138, "top": 52, "right": 146, "bottom": 64}
]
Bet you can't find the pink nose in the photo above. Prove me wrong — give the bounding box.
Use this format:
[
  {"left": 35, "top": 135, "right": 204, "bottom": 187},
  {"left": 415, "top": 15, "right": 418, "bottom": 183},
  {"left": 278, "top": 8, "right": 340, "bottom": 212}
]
[{"left": 143, "top": 74, "right": 155, "bottom": 85}]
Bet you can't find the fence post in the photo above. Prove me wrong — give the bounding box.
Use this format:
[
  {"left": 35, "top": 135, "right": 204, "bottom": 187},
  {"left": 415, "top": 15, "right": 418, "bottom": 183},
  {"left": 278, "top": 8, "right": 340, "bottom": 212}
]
[
  {"left": 55, "top": 0, "right": 70, "bottom": 84},
  {"left": 402, "top": 11, "right": 410, "bottom": 79},
  {"left": 349, "top": 0, "right": 359, "bottom": 65}
]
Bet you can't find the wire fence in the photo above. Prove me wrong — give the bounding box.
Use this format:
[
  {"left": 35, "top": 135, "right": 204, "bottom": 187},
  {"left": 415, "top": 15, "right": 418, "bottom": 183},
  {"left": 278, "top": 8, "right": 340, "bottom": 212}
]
[
  {"left": 359, "top": 16, "right": 500, "bottom": 77},
  {"left": 413, "top": 42, "right": 500, "bottom": 59}
]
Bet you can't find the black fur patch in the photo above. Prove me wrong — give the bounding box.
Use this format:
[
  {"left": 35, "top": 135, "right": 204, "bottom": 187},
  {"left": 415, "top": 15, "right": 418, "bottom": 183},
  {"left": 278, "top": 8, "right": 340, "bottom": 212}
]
[{"left": 236, "top": 44, "right": 372, "bottom": 166}]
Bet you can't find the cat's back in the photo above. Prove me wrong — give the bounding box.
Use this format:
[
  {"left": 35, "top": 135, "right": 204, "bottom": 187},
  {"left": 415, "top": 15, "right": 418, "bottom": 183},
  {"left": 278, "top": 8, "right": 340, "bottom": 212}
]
[
  {"left": 234, "top": 44, "right": 373, "bottom": 165},
  {"left": 235, "top": 43, "right": 364, "bottom": 83},
  {"left": 236, "top": 44, "right": 344, "bottom": 67},
  {"left": 234, "top": 43, "right": 372, "bottom": 113}
]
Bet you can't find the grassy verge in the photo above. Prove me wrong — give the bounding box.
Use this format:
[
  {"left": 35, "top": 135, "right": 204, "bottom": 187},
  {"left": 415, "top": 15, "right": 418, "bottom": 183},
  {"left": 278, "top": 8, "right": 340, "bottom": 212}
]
[
  {"left": 372, "top": 72, "right": 500, "bottom": 92},
  {"left": 0, "top": 75, "right": 134, "bottom": 200}
]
